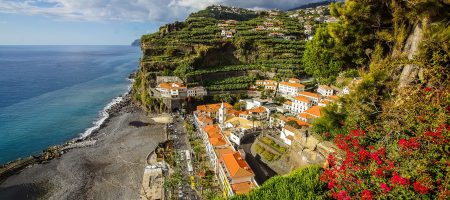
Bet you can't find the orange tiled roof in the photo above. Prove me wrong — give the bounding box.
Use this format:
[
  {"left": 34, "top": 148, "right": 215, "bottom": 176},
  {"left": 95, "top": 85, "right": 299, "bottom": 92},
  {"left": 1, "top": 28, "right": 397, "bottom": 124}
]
[
  {"left": 304, "top": 106, "right": 322, "bottom": 117},
  {"left": 279, "top": 82, "right": 305, "bottom": 88},
  {"left": 215, "top": 148, "right": 235, "bottom": 157},
  {"left": 327, "top": 95, "right": 339, "bottom": 101},
  {"left": 319, "top": 85, "right": 333, "bottom": 90},
  {"left": 320, "top": 99, "right": 331, "bottom": 105},
  {"left": 248, "top": 106, "right": 266, "bottom": 113},
  {"left": 231, "top": 181, "right": 254, "bottom": 195},
  {"left": 284, "top": 101, "right": 292, "bottom": 105},
  {"left": 204, "top": 125, "right": 221, "bottom": 137},
  {"left": 197, "top": 115, "right": 213, "bottom": 125},
  {"left": 209, "top": 138, "right": 227, "bottom": 146},
  {"left": 158, "top": 82, "right": 186, "bottom": 90},
  {"left": 221, "top": 152, "right": 254, "bottom": 178},
  {"left": 204, "top": 125, "right": 227, "bottom": 147},
  {"left": 294, "top": 96, "right": 311, "bottom": 103},
  {"left": 285, "top": 116, "right": 310, "bottom": 127},
  {"left": 298, "top": 91, "right": 321, "bottom": 99},
  {"left": 196, "top": 102, "right": 232, "bottom": 113},
  {"left": 227, "top": 109, "right": 240, "bottom": 116},
  {"left": 299, "top": 113, "right": 314, "bottom": 119},
  {"left": 289, "top": 78, "right": 301, "bottom": 83}
]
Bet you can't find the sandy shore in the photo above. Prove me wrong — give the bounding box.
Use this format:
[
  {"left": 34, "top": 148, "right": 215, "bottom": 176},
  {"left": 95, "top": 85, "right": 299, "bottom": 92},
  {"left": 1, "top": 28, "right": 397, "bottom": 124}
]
[{"left": 0, "top": 103, "right": 167, "bottom": 200}]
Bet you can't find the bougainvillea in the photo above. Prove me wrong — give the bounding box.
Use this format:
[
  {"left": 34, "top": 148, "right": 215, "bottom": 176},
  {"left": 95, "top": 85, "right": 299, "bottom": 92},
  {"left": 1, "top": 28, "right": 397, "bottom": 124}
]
[{"left": 320, "top": 125, "right": 450, "bottom": 199}]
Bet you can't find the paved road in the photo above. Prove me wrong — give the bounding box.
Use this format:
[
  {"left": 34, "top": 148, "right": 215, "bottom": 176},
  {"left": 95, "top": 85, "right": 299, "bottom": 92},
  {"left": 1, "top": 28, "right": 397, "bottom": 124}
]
[
  {"left": 168, "top": 115, "right": 199, "bottom": 200},
  {"left": 240, "top": 133, "right": 277, "bottom": 185}
]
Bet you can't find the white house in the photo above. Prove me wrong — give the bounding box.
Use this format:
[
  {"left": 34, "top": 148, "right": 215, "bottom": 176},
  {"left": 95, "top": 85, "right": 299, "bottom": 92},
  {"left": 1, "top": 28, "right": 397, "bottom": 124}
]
[
  {"left": 280, "top": 125, "right": 299, "bottom": 146},
  {"left": 318, "top": 85, "right": 334, "bottom": 97},
  {"left": 343, "top": 86, "right": 350, "bottom": 95},
  {"left": 156, "top": 82, "right": 187, "bottom": 98},
  {"left": 255, "top": 80, "right": 277, "bottom": 91},
  {"left": 187, "top": 86, "right": 207, "bottom": 97},
  {"left": 291, "top": 96, "right": 312, "bottom": 113},
  {"left": 278, "top": 80, "right": 305, "bottom": 97},
  {"left": 297, "top": 91, "right": 321, "bottom": 104}
]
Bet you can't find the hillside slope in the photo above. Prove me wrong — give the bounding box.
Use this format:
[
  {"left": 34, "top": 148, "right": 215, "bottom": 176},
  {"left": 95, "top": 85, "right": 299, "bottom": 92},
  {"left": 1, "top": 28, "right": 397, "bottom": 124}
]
[
  {"left": 238, "top": 1, "right": 450, "bottom": 199},
  {"left": 134, "top": 5, "right": 312, "bottom": 108}
]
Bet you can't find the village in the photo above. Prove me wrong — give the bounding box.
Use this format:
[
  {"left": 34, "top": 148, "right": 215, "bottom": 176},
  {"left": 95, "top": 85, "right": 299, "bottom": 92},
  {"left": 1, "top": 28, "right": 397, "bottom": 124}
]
[
  {"left": 138, "top": 4, "right": 352, "bottom": 200},
  {"left": 139, "top": 72, "right": 361, "bottom": 199}
]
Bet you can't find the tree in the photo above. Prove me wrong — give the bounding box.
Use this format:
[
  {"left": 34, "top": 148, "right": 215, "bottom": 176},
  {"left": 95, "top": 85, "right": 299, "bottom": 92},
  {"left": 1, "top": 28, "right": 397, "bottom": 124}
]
[
  {"left": 274, "top": 96, "right": 286, "bottom": 105},
  {"left": 312, "top": 103, "right": 347, "bottom": 139},
  {"left": 233, "top": 101, "right": 246, "bottom": 111}
]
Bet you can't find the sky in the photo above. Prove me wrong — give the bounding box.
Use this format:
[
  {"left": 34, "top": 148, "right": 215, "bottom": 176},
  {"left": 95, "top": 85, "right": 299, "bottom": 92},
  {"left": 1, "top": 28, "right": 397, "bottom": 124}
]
[{"left": 0, "top": 0, "right": 319, "bottom": 45}]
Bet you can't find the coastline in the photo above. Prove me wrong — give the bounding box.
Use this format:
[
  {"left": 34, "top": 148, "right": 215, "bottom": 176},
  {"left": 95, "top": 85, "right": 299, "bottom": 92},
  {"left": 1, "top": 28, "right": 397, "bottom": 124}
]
[
  {"left": 0, "top": 72, "right": 169, "bottom": 199},
  {"left": 0, "top": 78, "right": 133, "bottom": 183}
]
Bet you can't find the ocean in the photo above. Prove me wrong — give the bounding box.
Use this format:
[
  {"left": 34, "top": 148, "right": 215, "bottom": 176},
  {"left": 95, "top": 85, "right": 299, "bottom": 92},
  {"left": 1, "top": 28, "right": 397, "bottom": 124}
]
[{"left": 0, "top": 45, "right": 140, "bottom": 164}]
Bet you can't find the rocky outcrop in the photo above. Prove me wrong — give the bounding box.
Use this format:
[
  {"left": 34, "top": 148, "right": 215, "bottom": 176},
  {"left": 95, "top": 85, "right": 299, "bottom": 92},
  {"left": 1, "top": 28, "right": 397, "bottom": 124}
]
[
  {"left": 301, "top": 149, "right": 325, "bottom": 165},
  {"left": 398, "top": 19, "right": 426, "bottom": 89},
  {"left": 290, "top": 131, "right": 343, "bottom": 169},
  {"left": 159, "top": 21, "right": 184, "bottom": 36},
  {"left": 300, "top": 134, "right": 320, "bottom": 150}
]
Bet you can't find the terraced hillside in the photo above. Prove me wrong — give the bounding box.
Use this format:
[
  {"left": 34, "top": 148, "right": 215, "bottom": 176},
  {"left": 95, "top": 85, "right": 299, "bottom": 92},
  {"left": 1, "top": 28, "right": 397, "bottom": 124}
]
[{"left": 135, "top": 5, "right": 310, "bottom": 105}]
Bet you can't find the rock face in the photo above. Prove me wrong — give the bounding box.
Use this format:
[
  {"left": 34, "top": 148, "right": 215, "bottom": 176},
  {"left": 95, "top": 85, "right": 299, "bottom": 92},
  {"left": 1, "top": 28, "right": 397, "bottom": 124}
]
[
  {"left": 301, "top": 149, "right": 325, "bottom": 165},
  {"left": 316, "top": 141, "right": 338, "bottom": 158},
  {"left": 300, "top": 135, "right": 320, "bottom": 150},
  {"left": 159, "top": 21, "right": 184, "bottom": 36},
  {"left": 131, "top": 39, "right": 140, "bottom": 47},
  {"left": 290, "top": 133, "right": 342, "bottom": 170},
  {"left": 398, "top": 20, "right": 425, "bottom": 89}
]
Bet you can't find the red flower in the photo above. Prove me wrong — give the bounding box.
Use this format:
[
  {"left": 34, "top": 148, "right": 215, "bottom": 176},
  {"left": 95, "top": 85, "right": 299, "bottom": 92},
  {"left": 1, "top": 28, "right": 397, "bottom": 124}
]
[
  {"left": 378, "top": 147, "right": 386, "bottom": 156},
  {"left": 407, "top": 137, "right": 420, "bottom": 149},
  {"left": 328, "top": 154, "right": 337, "bottom": 167},
  {"left": 372, "top": 168, "right": 384, "bottom": 177},
  {"left": 350, "top": 129, "right": 365, "bottom": 137},
  {"left": 413, "top": 181, "right": 429, "bottom": 194},
  {"left": 391, "top": 173, "right": 410, "bottom": 187},
  {"left": 398, "top": 139, "right": 407, "bottom": 148},
  {"left": 369, "top": 152, "right": 382, "bottom": 165},
  {"left": 361, "top": 190, "right": 373, "bottom": 200},
  {"left": 380, "top": 182, "right": 391, "bottom": 193},
  {"left": 334, "top": 190, "right": 350, "bottom": 200},
  {"left": 423, "top": 87, "right": 432, "bottom": 92},
  {"left": 328, "top": 180, "right": 335, "bottom": 189},
  {"left": 352, "top": 139, "right": 361, "bottom": 148},
  {"left": 358, "top": 148, "right": 369, "bottom": 162}
]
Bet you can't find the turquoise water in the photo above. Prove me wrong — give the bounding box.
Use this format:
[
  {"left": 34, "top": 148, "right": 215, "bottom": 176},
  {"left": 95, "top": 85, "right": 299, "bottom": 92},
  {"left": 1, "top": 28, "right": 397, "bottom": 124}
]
[{"left": 0, "top": 46, "right": 140, "bottom": 164}]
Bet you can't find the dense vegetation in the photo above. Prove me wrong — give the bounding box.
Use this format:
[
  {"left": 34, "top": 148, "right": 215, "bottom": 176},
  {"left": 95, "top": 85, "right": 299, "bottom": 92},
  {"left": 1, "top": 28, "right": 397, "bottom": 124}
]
[
  {"left": 230, "top": 165, "right": 325, "bottom": 200},
  {"left": 305, "top": 0, "right": 450, "bottom": 199},
  {"left": 133, "top": 5, "right": 317, "bottom": 107}
]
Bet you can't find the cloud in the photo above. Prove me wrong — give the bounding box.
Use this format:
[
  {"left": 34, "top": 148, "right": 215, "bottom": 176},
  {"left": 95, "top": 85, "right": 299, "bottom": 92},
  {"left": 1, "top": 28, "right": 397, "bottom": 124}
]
[{"left": 0, "top": 0, "right": 319, "bottom": 22}]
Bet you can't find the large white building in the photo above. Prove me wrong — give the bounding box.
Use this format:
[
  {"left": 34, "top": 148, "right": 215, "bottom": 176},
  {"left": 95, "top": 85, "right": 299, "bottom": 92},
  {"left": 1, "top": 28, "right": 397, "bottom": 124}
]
[
  {"left": 317, "top": 85, "right": 333, "bottom": 97},
  {"left": 278, "top": 79, "right": 305, "bottom": 97},
  {"left": 297, "top": 91, "right": 321, "bottom": 104},
  {"left": 187, "top": 86, "right": 207, "bottom": 97},
  {"left": 156, "top": 82, "right": 187, "bottom": 98},
  {"left": 290, "top": 96, "right": 312, "bottom": 113}
]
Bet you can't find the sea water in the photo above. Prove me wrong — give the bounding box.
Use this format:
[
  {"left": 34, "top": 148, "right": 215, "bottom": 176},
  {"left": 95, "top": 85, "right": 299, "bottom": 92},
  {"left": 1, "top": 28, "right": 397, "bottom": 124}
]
[{"left": 0, "top": 45, "right": 140, "bottom": 164}]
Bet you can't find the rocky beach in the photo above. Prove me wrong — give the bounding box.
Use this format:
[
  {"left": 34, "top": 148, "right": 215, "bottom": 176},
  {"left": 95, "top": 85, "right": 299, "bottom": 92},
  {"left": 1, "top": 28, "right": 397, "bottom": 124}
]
[{"left": 0, "top": 96, "right": 167, "bottom": 200}]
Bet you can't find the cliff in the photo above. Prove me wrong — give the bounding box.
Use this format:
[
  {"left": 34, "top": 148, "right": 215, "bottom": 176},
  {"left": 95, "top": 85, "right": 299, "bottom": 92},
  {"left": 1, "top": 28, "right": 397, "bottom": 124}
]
[{"left": 134, "top": 5, "right": 310, "bottom": 108}]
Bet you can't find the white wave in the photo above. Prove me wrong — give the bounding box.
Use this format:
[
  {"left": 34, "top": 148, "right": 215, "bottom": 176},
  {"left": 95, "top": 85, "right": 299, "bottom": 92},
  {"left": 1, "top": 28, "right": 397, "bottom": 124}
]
[{"left": 77, "top": 78, "right": 133, "bottom": 140}]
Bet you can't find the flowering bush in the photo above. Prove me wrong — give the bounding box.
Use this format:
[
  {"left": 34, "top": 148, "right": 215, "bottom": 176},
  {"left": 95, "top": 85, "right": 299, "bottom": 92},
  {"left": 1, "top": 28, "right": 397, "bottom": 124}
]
[{"left": 320, "top": 125, "right": 450, "bottom": 199}]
